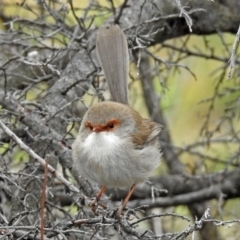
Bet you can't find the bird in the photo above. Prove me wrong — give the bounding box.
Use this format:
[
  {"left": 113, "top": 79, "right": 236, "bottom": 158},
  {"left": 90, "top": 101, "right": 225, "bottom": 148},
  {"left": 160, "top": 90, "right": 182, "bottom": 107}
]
[{"left": 72, "top": 25, "right": 162, "bottom": 217}]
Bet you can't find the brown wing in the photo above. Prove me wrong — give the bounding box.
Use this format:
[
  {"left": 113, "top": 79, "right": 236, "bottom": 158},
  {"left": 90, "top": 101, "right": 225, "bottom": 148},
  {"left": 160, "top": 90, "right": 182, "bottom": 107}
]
[
  {"left": 146, "top": 120, "right": 163, "bottom": 142},
  {"left": 131, "top": 117, "right": 162, "bottom": 149}
]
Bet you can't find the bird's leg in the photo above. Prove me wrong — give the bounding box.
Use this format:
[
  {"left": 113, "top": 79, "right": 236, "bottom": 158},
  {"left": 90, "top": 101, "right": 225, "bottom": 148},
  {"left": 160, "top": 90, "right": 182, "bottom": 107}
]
[
  {"left": 115, "top": 184, "right": 136, "bottom": 218},
  {"left": 96, "top": 185, "right": 107, "bottom": 202},
  {"left": 89, "top": 185, "right": 107, "bottom": 214}
]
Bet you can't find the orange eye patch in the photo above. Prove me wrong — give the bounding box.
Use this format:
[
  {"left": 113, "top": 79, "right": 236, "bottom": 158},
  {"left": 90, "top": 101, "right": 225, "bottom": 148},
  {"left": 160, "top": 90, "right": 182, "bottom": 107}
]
[{"left": 86, "top": 119, "right": 120, "bottom": 132}]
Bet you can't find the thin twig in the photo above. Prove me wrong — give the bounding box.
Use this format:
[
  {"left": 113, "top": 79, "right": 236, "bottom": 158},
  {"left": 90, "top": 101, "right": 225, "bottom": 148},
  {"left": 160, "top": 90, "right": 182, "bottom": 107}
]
[{"left": 0, "top": 120, "right": 79, "bottom": 193}]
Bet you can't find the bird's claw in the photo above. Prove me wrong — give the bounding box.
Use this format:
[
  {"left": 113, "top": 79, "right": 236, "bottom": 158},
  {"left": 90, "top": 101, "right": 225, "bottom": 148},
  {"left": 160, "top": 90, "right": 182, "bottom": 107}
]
[{"left": 88, "top": 197, "right": 107, "bottom": 216}]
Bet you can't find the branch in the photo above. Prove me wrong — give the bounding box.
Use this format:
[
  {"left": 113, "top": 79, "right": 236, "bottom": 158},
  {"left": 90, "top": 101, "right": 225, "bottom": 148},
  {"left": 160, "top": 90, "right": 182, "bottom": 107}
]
[{"left": 0, "top": 119, "right": 78, "bottom": 193}]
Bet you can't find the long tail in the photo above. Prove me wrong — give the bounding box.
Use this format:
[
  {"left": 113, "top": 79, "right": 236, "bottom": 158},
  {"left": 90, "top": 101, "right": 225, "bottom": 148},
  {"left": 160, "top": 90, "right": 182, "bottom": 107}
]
[{"left": 96, "top": 25, "right": 129, "bottom": 105}]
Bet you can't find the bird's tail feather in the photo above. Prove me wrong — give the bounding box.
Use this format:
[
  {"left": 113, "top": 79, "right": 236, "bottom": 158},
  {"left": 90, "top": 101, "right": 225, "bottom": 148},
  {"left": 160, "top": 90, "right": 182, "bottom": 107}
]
[{"left": 96, "top": 25, "right": 129, "bottom": 104}]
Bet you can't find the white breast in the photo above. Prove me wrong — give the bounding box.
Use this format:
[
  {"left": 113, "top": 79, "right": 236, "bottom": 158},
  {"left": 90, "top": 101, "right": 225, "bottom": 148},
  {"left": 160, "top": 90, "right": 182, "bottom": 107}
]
[
  {"left": 73, "top": 131, "right": 161, "bottom": 188},
  {"left": 82, "top": 132, "right": 124, "bottom": 161}
]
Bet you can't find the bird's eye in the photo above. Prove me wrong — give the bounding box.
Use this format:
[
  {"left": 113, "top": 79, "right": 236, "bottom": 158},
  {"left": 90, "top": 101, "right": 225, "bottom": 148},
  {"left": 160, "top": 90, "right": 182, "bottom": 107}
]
[{"left": 108, "top": 122, "right": 114, "bottom": 128}]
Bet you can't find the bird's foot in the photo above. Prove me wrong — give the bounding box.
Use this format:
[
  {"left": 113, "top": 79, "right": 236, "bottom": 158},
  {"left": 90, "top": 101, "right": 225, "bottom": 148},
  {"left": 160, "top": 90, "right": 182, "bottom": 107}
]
[
  {"left": 114, "top": 206, "right": 123, "bottom": 219},
  {"left": 88, "top": 197, "right": 107, "bottom": 216}
]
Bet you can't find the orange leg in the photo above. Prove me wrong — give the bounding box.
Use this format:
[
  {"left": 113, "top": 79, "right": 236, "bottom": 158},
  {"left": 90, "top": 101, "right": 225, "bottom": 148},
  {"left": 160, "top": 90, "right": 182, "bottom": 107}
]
[
  {"left": 89, "top": 186, "right": 107, "bottom": 215},
  {"left": 115, "top": 184, "right": 136, "bottom": 218},
  {"left": 96, "top": 185, "right": 107, "bottom": 201}
]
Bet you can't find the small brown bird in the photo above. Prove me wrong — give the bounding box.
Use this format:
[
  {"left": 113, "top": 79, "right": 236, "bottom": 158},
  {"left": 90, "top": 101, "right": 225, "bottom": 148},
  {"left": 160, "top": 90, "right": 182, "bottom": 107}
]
[{"left": 72, "top": 25, "right": 162, "bottom": 216}]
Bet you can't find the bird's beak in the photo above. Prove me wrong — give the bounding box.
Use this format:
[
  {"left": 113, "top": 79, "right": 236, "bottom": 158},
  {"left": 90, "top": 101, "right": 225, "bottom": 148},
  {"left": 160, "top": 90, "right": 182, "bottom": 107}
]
[{"left": 92, "top": 126, "right": 103, "bottom": 133}]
